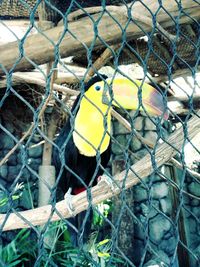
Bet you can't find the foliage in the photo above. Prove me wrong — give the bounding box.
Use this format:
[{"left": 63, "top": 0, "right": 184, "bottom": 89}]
[
  {"left": 0, "top": 221, "right": 125, "bottom": 267},
  {"left": 0, "top": 183, "right": 24, "bottom": 207},
  {"left": 0, "top": 229, "right": 34, "bottom": 266},
  {"left": 93, "top": 200, "right": 113, "bottom": 227}
]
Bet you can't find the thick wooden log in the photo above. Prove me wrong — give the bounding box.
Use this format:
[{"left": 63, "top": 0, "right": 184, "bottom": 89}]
[{"left": 0, "top": 0, "right": 199, "bottom": 76}]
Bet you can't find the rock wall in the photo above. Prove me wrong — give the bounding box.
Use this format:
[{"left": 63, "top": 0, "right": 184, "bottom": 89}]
[
  {"left": 111, "top": 111, "right": 180, "bottom": 266},
  {"left": 183, "top": 162, "right": 200, "bottom": 267},
  {"left": 0, "top": 115, "right": 42, "bottom": 213}
]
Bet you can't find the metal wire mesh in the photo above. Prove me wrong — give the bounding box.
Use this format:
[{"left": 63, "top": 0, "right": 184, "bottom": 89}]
[{"left": 0, "top": 0, "right": 200, "bottom": 266}]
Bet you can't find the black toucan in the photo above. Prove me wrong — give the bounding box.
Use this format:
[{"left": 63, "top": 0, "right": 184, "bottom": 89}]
[{"left": 52, "top": 74, "right": 168, "bottom": 244}]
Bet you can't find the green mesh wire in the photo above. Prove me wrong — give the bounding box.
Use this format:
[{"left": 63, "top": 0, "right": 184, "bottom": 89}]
[{"left": 0, "top": 0, "right": 200, "bottom": 266}]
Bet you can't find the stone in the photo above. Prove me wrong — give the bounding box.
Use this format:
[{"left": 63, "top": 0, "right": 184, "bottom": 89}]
[
  {"left": 29, "top": 164, "right": 40, "bottom": 172},
  {"left": 111, "top": 135, "right": 127, "bottom": 155},
  {"left": 31, "top": 135, "right": 42, "bottom": 144},
  {"left": 17, "top": 152, "right": 23, "bottom": 164},
  {"left": 192, "top": 206, "right": 200, "bottom": 217},
  {"left": 30, "top": 172, "right": 39, "bottom": 182},
  {"left": 160, "top": 198, "right": 171, "bottom": 215},
  {"left": 144, "top": 117, "right": 157, "bottom": 131},
  {"left": 134, "top": 185, "right": 148, "bottom": 202},
  {"left": 141, "top": 203, "right": 149, "bottom": 216},
  {"left": 28, "top": 158, "right": 42, "bottom": 172},
  {"left": 0, "top": 164, "right": 8, "bottom": 179},
  {"left": 130, "top": 137, "right": 142, "bottom": 152},
  {"left": 4, "top": 120, "right": 15, "bottom": 133},
  {"left": 3, "top": 150, "right": 17, "bottom": 166},
  {"left": 28, "top": 144, "right": 43, "bottom": 158},
  {"left": 138, "top": 214, "right": 147, "bottom": 224},
  {"left": 20, "top": 168, "right": 31, "bottom": 180},
  {"left": 188, "top": 182, "right": 200, "bottom": 197},
  {"left": 7, "top": 166, "right": 20, "bottom": 182},
  {"left": 0, "top": 133, "right": 15, "bottom": 149},
  {"left": 144, "top": 250, "right": 171, "bottom": 266},
  {"left": 132, "top": 116, "right": 144, "bottom": 131},
  {"left": 161, "top": 236, "right": 177, "bottom": 256},
  {"left": 0, "top": 140, "right": 3, "bottom": 149},
  {"left": 151, "top": 173, "right": 163, "bottom": 183},
  {"left": 140, "top": 203, "right": 158, "bottom": 219},
  {"left": 28, "top": 158, "right": 42, "bottom": 166},
  {"left": 149, "top": 214, "right": 171, "bottom": 244},
  {"left": 190, "top": 199, "right": 200, "bottom": 207},
  {"left": 17, "top": 150, "right": 28, "bottom": 164},
  {"left": 0, "top": 178, "right": 7, "bottom": 187},
  {"left": 113, "top": 121, "right": 130, "bottom": 135},
  {"left": 187, "top": 217, "right": 197, "bottom": 234},
  {"left": 135, "top": 148, "right": 149, "bottom": 159},
  {"left": 152, "top": 182, "right": 169, "bottom": 199},
  {"left": 144, "top": 131, "right": 158, "bottom": 144}
]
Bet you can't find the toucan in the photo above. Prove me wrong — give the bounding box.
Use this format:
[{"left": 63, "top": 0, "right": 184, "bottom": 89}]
[{"left": 52, "top": 74, "right": 168, "bottom": 244}]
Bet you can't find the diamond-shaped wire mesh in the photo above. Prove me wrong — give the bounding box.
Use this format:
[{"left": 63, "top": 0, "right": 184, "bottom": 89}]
[{"left": 0, "top": 0, "right": 200, "bottom": 266}]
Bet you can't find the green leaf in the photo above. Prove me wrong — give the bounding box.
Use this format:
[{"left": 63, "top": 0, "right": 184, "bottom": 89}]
[
  {"left": 97, "top": 239, "right": 110, "bottom": 247},
  {"left": 97, "top": 252, "right": 110, "bottom": 258}
]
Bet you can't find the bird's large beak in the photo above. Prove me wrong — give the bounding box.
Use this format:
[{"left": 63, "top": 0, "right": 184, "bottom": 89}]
[{"left": 102, "top": 77, "right": 168, "bottom": 120}]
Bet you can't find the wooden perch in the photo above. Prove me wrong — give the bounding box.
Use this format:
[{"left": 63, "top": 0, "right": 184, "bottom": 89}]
[
  {"left": 0, "top": 110, "right": 199, "bottom": 231},
  {"left": 0, "top": 0, "right": 199, "bottom": 76},
  {"left": 0, "top": 72, "right": 84, "bottom": 89}
]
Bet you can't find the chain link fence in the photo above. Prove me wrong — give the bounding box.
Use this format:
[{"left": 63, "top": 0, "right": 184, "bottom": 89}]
[{"left": 0, "top": 0, "right": 200, "bottom": 266}]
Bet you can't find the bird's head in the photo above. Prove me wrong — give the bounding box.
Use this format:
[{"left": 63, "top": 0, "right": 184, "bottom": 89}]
[{"left": 83, "top": 75, "right": 168, "bottom": 120}]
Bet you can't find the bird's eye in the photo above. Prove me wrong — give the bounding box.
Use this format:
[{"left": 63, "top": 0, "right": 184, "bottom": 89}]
[{"left": 95, "top": 85, "right": 101, "bottom": 91}]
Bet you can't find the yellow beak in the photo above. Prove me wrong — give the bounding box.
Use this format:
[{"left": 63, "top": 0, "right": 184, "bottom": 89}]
[{"left": 103, "top": 77, "right": 168, "bottom": 120}]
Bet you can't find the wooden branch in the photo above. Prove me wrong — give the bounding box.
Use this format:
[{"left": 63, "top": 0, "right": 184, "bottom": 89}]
[
  {"left": 11, "top": 73, "right": 79, "bottom": 96},
  {"left": 0, "top": 72, "right": 84, "bottom": 89},
  {"left": 0, "top": 110, "right": 199, "bottom": 231},
  {"left": 68, "top": 1, "right": 176, "bottom": 44},
  {"left": 85, "top": 44, "right": 121, "bottom": 82},
  {"left": 55, "top": 75, "right": 84, "bottom": 85},
  {"left": 67, "top": 3, "right": 190, "bottom": 42},
  {"left": 0, "top": 0, "right": 199, "bottom": 76}
]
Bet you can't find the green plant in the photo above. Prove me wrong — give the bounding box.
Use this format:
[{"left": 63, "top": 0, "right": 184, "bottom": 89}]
[
  {"left": 0, "top": 229, "right": 34, "bottom": 266},
  {"left": 93, "top": 200, "right": 112, "bottom": 226},
  {"left": 0, "top": 216, "right": 125, "bottom": 266},
  {"left": 0, "top": 183, "right": 24, "bottom": 207}
]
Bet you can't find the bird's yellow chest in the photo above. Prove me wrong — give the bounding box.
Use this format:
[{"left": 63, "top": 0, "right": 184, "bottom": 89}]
[{"left": 72, "top": 101, "right": 111, "bottom": 157}]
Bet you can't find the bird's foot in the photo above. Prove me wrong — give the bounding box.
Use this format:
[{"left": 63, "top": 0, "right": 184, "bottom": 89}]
[
  {"left": 64, "top": 188, "right": 75, "bottom": 217},
  {"left": 97, "top": 174, "right": 115, "bottom": 194}
]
